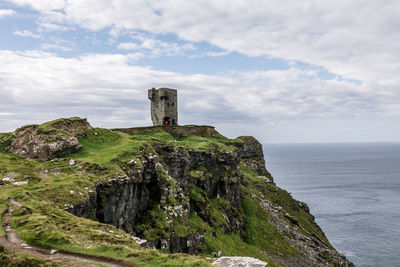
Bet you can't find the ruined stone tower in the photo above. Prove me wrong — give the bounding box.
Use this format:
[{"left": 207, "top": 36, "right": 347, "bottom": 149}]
[{"left": 148, "top": 88, "right": 178, "bottom": 126}]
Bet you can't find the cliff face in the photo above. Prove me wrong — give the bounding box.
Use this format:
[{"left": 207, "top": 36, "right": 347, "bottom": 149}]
[
  {"left": 65, "top": 127, "right": 351, "bottom": 266},
  {"left": 2, "top": 119, "right": 353, "bottom": 266},
  {"left": 68, "top": 141, "right": 243, "bottom": 253}
]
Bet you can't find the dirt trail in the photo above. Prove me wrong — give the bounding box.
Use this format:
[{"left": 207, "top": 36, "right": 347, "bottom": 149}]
[{"left": 1, "top": 198, "right": 135, "bottom": 267}]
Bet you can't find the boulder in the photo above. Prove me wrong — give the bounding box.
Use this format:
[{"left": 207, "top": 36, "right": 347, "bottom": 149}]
[
  {"left": 212, "top": 256, "right": 267, "bottom": 267},
  {"left": 8, "top": 118, "right": 91, "bottom": 161}
]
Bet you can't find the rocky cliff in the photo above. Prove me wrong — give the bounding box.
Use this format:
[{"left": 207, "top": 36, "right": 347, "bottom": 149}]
[
  {"left": 0, "top": 118, "right": 353, "bottom": 267},
  {"left": 68, "top": 136, "right": 244, "bottom": 253}
]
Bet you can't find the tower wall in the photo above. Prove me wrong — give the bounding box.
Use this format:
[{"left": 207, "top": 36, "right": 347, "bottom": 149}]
[{"left": 148, "top": 88, "right": 178, "bottom": 126}]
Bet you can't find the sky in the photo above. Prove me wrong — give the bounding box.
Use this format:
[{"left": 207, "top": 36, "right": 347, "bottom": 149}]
[{"left": 0, "top": 0, "right": 399, "bottom": 143}]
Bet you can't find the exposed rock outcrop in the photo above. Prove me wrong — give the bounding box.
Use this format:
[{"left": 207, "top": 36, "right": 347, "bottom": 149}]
[
  {"left": 65, "top": 127, "right": 352, "bottom": 266},
  {"left": 235, "top": 136, "right": 272, "bottom": 180},
  {"left": 68, "top": 142, "right": 243, "bottom": 253},
  {"left": 8, "top": 118, "right": 91, "bottom": 161},
  {"left": 235, "top": 136, "right": 264, "bottom": 159}
]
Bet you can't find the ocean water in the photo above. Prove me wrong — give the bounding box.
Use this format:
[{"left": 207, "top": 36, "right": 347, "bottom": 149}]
[{"left": 263, "top": 143, "right": 400, "bottom": 267}]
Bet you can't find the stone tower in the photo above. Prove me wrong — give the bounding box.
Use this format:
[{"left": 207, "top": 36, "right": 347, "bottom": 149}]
[{"left": 148, "top": 88, "right": 178, "bottom": 126}]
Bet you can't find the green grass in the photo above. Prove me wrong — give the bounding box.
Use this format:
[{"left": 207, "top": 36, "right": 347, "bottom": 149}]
[
  {"left": 198, "top": 195, "right": 297, "bottom": 266},
  {"left": 176, "top": 135, "right": 235, "bottom": 152},
  {"left": 240, "top": 166, "right": 261, "bottom": 183},
  {"left": 8, "top": 200, "right": 209, "bottom": 266},
  {"left": 187, "top": 212, "right": 211, "bottom": 233},
  {"left": 71, "top": 128, "right": 139, "bottom": 164},
  {"left": 130, "top": 250, "right": 211, "bottom": 267},
  {"left": 0, "top": 133, "right": 12, "bottom": 152},
  {"left": 189, "top": 166, "right": 212, "bottom": 181},
  {"left": 208, "top": 198, "right": 231, "bottom": 227},
  {"left": 0, "top": 153, "right": 40, "bottom": 177},
  {"left": 189, "top": 185, "right": 206, "bottom": 203},
  {"left": 68, "top": 127, "right": 237, "bottom": 166},
  {"left": 262, "top": 183, "right": 330, "bottom": 245},
  {"left": 139, "top": 208, "right": 170, "bottom": 241},
  {"left": 241, "top": 196, "right": 297, "bottom": 255},
  {"left": 0, "top": 152, "right": 114, "bottom": 208},
  {"left": 38, "top": 117, "right": 83, "bottom": 133},
  {"left": 10, "top": 200, "right": 138, "bottom": 251},
  {"left": 203, "top": 231, "right": 279, "bottom": 266},
  {"left": 0, "top": 244, "right": 60, "bottom": 267},
  {"left": 240, "top": 163, "right": 331, "bottom": 247}
]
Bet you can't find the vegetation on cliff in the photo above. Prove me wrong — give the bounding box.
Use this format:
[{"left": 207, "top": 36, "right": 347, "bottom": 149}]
[{"left": 0, "top": 117, "right": 352, "bottom": 266}]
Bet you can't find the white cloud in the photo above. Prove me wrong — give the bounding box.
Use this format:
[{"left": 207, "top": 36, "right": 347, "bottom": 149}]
[
  {"left": 40, "top": 37, "right": 75, "bottom": 51},
  {"left": 38, "top": 23, "right": 70, "bottom": 32},
  {"left": 204, "top": 51, "right": 230, "bottom": 57},
  {"left": 36, "top": 10, "right": 71, "bottom": 32},
  {"left": 0, "top": 50, "right": 399, "bottom": 142},
  {"left": 13, "top": 30, "right": 41, "bottom": 39},
  {"left": 8, "top": 0, "right": 400, "bottom": 87},
  {"left": 7, "top": 0, "right": 65, "bottom": 12},
  {"left": 41, "top": 43, "right": 72, "bottom": 51},
  {"left": 117, "top": 42, "right": 140, "bottom": 50},
  {"left": 0, "top": 9, "right": 16, "bottom": 18},
  {"left": 117, "top": 34, "right": 195, "bottom": 57}
]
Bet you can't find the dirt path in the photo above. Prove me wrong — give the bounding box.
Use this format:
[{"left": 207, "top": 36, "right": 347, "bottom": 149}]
[{"left": 1, "top": 198, "right": 135, "bottom": 267}]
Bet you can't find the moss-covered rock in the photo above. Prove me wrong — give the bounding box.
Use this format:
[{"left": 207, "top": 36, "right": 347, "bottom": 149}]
[{"left": 7, "top": 117, "right": 92, "bottom": 161}]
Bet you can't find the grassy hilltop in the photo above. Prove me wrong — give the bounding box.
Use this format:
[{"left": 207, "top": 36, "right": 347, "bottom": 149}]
[{"left": 0, "top": 118, "right": 352, "bottom": 267}]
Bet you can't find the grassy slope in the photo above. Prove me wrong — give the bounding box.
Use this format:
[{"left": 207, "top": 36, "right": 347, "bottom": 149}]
[
  {"left": 37, "top": 117, "right": 83, "bottom": 133},
  {"left": 0, "top": 126, "right": 210, "bottom": 266},
  {"left": 0, "top": 121, "right": 336, "bottom": 266},
  {"left": 0, "top": 245, "right": 60, "bottom": 267},
  {"left": 240, "top": 165, "right": 331, "bottom": 247}
]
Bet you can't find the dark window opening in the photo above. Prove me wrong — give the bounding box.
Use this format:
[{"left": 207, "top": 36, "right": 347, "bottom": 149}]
[
  {"left": 167, "top": 102, "right": 170, "bottom": 106},
  {"left": 172, "top": 102, "right": 174, "bottom": 106}
]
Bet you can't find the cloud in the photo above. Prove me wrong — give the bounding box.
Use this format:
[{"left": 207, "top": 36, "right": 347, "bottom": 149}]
[
  {"left": 36, "top": 10, "right": 71, "bottom": 32},
  {"left": 204, "top": 51, "right": 230, "bottom": 57},
  {"left": 117, "top": 33, "right": 195, "bottom": 57},
  {"left": 0, "top": 50, "right": 398, "bottom": 143},
  {"left": 187, "top": 50, "right": 231, "bottom": 58},
  {"left": 0, "top": 9, "right": 16, "bottom": 18},
  {"left": 40, "top": 43, "right": 72, "bottom": 51},
  {"left": 7, "top": 1, "right": 400, "bottom": 87},
  {"left": 13, "top": 30, "right": 41, "bottom": 39},
  {"left": 117, "top": 42, "right": 140, "bottom": 51},
  {"left": 38, "top": 23, "right": 70, "bottom": 32},
  {"left": 3, "top": 1, "right": 400, "bottom": 141},
  {"left": 7, "top": 0, "right": 65, "bottom": 12},
  {"left": 40, "top": 37, "right": 75, "bottom": 51}
]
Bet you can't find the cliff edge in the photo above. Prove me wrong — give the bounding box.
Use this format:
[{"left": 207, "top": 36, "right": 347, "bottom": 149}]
[{"left": 0, "top": 118, "right": 353, "bottom": 266}]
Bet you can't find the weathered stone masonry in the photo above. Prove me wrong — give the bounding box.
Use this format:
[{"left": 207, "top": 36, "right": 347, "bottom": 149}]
[{"left": 148, "top": 88, "right": 178, "bottom": 126}]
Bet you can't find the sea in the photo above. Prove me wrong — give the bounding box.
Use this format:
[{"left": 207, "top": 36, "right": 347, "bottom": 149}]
[{"left": 263, "top": 142, "right": 400, "bottom": 267}]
